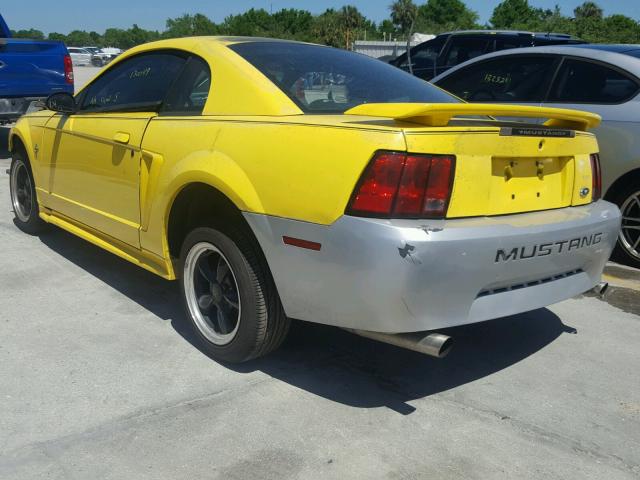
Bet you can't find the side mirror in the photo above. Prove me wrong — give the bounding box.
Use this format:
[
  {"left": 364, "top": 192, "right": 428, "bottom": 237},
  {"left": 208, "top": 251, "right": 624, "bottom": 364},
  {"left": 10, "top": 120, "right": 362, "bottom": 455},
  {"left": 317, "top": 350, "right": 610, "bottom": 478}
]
[{"left": 45, "top": 92, "right": 77, "bottom": 114}]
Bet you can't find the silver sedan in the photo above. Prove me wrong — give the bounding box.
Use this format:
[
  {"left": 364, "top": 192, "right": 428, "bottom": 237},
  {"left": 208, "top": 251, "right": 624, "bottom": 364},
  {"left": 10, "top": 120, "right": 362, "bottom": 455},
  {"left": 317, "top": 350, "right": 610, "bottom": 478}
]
[{"left": 433, "top": 44, "right": 640, "bottom": 267}]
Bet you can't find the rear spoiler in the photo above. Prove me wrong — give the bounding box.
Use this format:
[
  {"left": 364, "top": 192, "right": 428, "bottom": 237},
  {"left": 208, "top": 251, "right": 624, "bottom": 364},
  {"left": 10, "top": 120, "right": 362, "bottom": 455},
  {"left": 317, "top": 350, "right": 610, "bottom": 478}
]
[{"left": 344, "top": 103, "right": 601, "bottom": 131}]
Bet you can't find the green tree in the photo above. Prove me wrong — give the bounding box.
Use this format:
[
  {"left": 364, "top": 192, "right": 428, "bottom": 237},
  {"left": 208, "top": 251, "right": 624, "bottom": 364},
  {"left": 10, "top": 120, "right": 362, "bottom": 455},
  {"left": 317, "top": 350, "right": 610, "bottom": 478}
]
[
  {"left": 378, "top": 19, "right": 398, "bottom": 40},
  {"left": 221, "top": 9, "right": 275, "bottom": 37},
  {"left": 490, "top": 0, "right": 538, "bottom": 29},
  {"left": 417, "top": 0, "right": 479, "bottom": 31},
  {"left": 11, "top": 28, "right": 45, "bottom": 39},
  {"left": 574, "top": 2, "right": 603, "bottom": 20},
  {"left": 339, "top": 5, "right": 366, "bottom": 48},
  {"left": 47, "top": 32, "right": 67, "bottom": 43},
  {"left": 102, "top": 28, "right": 132, "bottom": 48},
  {"left": 390, "top": 0, "right": 418, "bottom": 73},
  {"left": 128, "top": 24, "right": 159, "bottom": 45},
  {"left": 537, "top": 5, "right": 575, "bottom": 35},
  {"left": 390, "top": 0, "right": 418, "bottom": 36},
  {"left": 311, "top": 9, "right": 343, "bottom": 47},
  {"left": 164, "top": 13, "right": 218, "bottom": 38},
  {"left": 65, "top": 30, "right": 93, "bottom": 46},
  {"left": 88, "top": 31, "right": 102, "bottom": 45},
  {"left": 272, "top": 8, "right": 314, "bottom": 40},
  {"left": 602, "top": 14, "right": 640, "bottom": 43}
]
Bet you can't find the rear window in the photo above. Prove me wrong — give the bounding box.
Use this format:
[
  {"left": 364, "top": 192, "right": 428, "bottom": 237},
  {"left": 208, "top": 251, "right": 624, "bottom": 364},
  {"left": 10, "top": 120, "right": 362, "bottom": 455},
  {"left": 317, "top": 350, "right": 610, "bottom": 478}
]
[{"left": 229, "top": 41, "right": 458, "bottom": 113}]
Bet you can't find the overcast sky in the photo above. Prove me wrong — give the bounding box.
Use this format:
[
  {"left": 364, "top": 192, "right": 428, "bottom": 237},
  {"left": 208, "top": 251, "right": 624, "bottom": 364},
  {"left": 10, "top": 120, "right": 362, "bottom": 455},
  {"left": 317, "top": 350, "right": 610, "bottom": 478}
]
[{"left": 2, "top": 0, "right": 639, "bottom": 34}]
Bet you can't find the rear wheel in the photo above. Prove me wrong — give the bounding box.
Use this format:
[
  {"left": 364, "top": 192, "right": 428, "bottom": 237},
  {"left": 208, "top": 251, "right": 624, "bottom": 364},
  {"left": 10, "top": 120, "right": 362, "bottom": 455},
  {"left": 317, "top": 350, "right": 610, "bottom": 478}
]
[
  {"left": 179, "top": 226, "right": 289, "bottom": 363},
  {"left": 611, "top": 184, "right": 640, "bottom": 268},
  {"left": 9, "top": 151, "right": 46, "bottom": 234}
]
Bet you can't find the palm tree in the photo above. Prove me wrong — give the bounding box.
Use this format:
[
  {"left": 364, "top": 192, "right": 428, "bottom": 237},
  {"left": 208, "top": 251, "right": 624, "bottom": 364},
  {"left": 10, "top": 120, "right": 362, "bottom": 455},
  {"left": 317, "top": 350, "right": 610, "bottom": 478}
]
[
  {"left": 390, "top": 0, "right": 418, "bottom": 73},
  {"left": 339, "top": 5, "right": 365, "bottom": 49},
  {"left": 574, "top": 1, "right": 603, "bottom": 20}
]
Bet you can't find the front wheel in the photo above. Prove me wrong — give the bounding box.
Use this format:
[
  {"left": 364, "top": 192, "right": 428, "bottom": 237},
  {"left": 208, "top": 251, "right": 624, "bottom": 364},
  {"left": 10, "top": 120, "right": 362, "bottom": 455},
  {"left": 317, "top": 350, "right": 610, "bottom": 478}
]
[
  {"left": 179, "top": 226, "right": 289, "bottom": 363},
  {"left": 9, "top": 152, "right": 46, "bottom": 234},
  {"left": 611, "top": 184, "right": 640, "bottom": 268}
]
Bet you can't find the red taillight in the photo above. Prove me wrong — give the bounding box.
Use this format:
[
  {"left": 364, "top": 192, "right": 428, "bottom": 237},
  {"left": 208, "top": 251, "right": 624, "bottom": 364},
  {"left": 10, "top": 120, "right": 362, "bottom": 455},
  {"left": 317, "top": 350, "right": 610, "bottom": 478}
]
[
  {"left": 348, "top": 152, "right": 405, "bottom": 215},
  {"left": 422, "top": 156, "right": 454, "bottom": 217},
  {"left": 590, "top": 153, "right": 601, "bottom": 201},
  {"left": 347, "top": 151, "right": 455, "bottom": 218},
  {"left": 64, "top": 54, "right": 74, "bottom": 84}
]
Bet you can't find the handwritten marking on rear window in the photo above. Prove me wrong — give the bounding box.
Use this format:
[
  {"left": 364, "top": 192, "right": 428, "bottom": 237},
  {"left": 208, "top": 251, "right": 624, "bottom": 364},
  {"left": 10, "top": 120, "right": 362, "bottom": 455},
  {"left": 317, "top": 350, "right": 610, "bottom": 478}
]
[{"left": 483, "top": 73, "right": 511, "bottom": 85}]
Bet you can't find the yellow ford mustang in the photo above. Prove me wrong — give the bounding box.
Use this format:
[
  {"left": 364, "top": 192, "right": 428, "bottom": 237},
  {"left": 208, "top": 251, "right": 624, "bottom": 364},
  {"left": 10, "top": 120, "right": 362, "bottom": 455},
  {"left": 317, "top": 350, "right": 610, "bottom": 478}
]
[{"left": 9, "top": 37, "right": 621, "bottom": 362}]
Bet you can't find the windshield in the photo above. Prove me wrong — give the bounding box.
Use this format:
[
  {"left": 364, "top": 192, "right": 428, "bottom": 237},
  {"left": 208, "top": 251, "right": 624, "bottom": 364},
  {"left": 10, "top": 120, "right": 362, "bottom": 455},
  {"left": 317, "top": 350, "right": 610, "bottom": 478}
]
[{"left": 229, "top": 41, "right": 458, "bottom": 113}]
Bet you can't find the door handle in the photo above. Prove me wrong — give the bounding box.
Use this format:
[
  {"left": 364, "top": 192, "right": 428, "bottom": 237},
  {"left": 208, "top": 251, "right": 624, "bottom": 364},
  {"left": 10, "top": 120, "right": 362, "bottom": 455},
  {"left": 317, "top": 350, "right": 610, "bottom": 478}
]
[{"left": 113, "top": 132, "right": 130, "bottom": 144}]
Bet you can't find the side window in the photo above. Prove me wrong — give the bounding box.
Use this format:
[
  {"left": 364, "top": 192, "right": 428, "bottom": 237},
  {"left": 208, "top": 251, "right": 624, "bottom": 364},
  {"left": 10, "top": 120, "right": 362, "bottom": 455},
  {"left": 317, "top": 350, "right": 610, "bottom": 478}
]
[
  {"left": 548, "top": 59, "right": 640, "bottom": 104},
  {"left": 443, "top": 37, "right": 491, "bottom": 67},
  {"left": 81, "top": 53, "right": 186, "bottom": 112},
  {"left": 436, "top": 55, "right": 557, "bottom": 102},
  {"left": 161, "top": 56, "right": 211, "bottom": 115},
  {"left": 495, "top": 37, "right": 531, "bottom": 51},
  {"left": 397, "top": 38, "right": 445, "bottom": 69}
]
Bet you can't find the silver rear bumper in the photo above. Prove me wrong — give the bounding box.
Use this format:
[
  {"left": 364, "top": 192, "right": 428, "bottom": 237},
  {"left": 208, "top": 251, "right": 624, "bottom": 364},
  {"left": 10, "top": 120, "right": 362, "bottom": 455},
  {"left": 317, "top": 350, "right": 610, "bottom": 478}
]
[{"left": 244, "top": 201, "right": 621, "bottom": 333}]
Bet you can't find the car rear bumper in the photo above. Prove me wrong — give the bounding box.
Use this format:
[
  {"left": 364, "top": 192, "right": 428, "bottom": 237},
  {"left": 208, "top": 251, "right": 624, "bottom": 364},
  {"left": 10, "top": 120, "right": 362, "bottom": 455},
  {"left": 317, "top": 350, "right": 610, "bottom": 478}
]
[{"left": 244, "top": 201, "right": 621, "bottom": 333}]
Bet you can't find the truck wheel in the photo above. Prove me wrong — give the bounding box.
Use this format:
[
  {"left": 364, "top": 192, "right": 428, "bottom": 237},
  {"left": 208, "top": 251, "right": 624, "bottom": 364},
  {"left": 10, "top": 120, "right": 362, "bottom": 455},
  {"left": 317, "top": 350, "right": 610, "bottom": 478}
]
[
  {"left": 179, "top": 226, "right": 290, "bottom": 363},
  {"left": 9, "top": 151, "right": 46, "bottom": 234},
  {"left": 611, "top": 184, "right": 640, "bottom": 269}
]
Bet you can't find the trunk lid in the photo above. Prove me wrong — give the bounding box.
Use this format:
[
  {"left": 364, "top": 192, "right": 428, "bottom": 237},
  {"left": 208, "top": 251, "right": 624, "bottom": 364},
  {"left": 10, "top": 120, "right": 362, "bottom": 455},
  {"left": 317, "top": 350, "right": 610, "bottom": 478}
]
[
  {"left": 403, "top": 126, "right": 596, "bottom": 217},
  {"left": 344, "top": 103, "right": 600, "bottom": 218}
]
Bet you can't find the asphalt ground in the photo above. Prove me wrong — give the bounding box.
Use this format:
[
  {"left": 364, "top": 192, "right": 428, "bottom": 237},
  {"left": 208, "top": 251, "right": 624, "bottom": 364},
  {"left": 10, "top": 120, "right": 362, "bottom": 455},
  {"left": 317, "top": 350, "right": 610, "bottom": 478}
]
[{"left": 0, "top": 80, "right": 639, "bottom": 478}]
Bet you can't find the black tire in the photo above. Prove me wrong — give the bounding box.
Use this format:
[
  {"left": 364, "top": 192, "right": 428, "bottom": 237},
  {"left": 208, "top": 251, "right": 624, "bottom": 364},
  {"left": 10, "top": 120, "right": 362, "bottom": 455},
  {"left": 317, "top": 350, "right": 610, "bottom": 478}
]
[
  {"left": 610, "top": 182, "right": 640, "bottom": 269},
  {"left": 179, "top": 225, "right": 289, "bottom": 363},
  {"left": 9, "top": 149, "right": 46, "bottom": 235}
]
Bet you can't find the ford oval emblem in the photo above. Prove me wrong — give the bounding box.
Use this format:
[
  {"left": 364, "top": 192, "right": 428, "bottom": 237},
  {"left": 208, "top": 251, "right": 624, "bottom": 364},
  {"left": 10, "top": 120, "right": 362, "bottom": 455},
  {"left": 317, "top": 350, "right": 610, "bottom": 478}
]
[{"left": 580, "top": 187, "right": 590, "bottom": 198}]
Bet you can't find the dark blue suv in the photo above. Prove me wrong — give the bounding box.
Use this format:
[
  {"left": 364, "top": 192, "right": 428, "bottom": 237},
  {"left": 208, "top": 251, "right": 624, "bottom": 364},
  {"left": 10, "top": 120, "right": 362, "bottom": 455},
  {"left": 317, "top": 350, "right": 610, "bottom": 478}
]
[{"left": 390, "top": 30, "right": 585, "bottom": 81}]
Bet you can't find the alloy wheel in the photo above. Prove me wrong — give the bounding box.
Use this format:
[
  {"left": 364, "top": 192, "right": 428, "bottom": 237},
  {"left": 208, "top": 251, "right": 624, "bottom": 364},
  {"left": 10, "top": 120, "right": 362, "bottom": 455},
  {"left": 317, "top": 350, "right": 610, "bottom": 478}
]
[
  {"left": 619, "top": 191, "right": 640, "bottom": 261},
  {"left": 10, "top": 160, "right": 33, "bottom": 223},
  {"left": 184, "top": 242, "right": 241, "bottom": 345}
]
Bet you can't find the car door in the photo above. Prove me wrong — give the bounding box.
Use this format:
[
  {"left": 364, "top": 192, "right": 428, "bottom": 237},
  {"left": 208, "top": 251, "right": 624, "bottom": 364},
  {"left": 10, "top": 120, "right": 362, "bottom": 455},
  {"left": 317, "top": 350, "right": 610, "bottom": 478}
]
[
  {"left": 542, "top": 57, "right": 640, "bottom": 193},
  {"left": 43, "top": 51, "right": 187, "bottom": 247}
]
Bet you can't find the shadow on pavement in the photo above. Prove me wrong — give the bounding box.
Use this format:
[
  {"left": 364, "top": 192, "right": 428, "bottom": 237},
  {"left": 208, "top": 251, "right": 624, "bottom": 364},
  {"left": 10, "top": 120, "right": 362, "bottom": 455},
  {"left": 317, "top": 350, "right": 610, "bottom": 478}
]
[{"left": 37, "top": 226, "right": 576, "bottom": 414}]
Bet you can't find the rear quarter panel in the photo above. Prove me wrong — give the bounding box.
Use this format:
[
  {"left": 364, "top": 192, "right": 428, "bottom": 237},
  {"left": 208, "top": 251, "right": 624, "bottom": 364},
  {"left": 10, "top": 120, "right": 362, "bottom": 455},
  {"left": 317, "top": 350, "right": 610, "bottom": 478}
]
[{"left": 139, "top": 117, "right": 405, "bottom": 257}]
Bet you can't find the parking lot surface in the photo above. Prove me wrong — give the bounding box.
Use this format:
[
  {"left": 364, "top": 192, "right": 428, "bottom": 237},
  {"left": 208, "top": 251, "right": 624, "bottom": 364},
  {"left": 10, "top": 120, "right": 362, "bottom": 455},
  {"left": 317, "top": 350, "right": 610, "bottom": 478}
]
[
  {"left": 1, "top": 123, "right": 639, "bottom": 479},
  {"left": 73, "top": 66, "right": 101, "bottom": 92}
]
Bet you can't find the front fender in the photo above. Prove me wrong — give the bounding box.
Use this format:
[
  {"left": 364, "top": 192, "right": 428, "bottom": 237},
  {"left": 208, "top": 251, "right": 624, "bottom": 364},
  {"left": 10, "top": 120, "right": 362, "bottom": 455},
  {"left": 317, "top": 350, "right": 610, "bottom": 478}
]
[{"left": 8, "top": 120, "right": 32, "bottom": 157}]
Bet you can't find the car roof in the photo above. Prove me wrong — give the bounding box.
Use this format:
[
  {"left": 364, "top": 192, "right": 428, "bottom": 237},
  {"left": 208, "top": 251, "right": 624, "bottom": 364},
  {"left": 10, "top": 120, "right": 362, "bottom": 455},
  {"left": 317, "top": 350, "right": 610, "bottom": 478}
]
[
  {"left": 437, "top": 29, "right": 578, "bottom": 39},
  {"left": 432, "top": 44, "right": 640, "bottom": 83},
  {"left": 565, "top": 43, "right": 640, "bottom": 54}
]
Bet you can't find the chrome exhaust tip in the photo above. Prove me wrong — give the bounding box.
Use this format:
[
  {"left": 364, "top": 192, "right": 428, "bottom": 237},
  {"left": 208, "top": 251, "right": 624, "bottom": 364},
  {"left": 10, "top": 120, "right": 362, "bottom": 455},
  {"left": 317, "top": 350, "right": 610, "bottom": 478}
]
[
  {"left": 347, "top": 329, "right": 453, "bottom": 358},
  {"left": 593, "top": 281, "right": 609, "bottom": 297}
]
